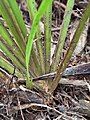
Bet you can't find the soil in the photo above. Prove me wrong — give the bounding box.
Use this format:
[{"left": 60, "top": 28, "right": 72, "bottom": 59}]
[{"left": 0, "top": 0, "right": 90, "bottom": 120}]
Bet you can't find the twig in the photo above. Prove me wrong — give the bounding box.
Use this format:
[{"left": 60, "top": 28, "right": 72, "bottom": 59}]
[
  {"left": 54, "top": 1, "right": 81, "bottom": 18},
  {"left": 66, "top": 111, "right": 87, "bottom": 120},
  {"left": 12, "top": 103, "right": 74, "bottom": 120},
  {"left": 17, "top": 94, "right": 25, "bottom": 120},
  {"left": 18, "top": 78, "right": 89, "bottom": 88},
  {"left": 0, "top": 113, "right": 10, "bottom": 120}
]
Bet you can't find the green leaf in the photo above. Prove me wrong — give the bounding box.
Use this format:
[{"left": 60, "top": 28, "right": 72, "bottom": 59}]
[
  {"left": 27, "top": 0, "right": 37, "bottom": 21},
  {"left": 27, "top": 0, "right": 45, "bottom": 74},
  {"left": 49, "top": 1, "right": 90, "bottom": 93},
  {"left": 0, "top": 0, "right": 26, "bottom": 56},
  {"left": 0, "top": 56, "right": 22, "bottom": 77},
  {"left": 0, "top": 22, "right": 13, "bottom": 46},
  {"left": 51, "top": 0, "right": 74, "bottom": 71},
  {"left": 0, "top": 22, "right": 25, "bottom": 65},
  {"left": 44, "top": 3, "right": 52, "bottom": 73},
  {"left": 26, "top": 0, "right": 53, "bottom": 73},
  {"left": 0, "top": 41, "right": 26, "bottom": 74},
  {"left": 8, "top": 0, "right": 27, "bottom": 39}
]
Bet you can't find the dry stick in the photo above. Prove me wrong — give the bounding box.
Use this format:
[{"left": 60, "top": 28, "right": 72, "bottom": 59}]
[
  {"left": 17, "top": 95, "right": 25, "bottom": 120},
  {"left": 12, "top": 103, "right": 74, "bottom": 120},
  {"left": 49, "top": 2, "right": 90, "bottom": 94},
  {"left": 0, "top": 113, "right": 10, "bottom": 120},
  {"left": 18, "top": 78, "right": 89, "bottom": 88},
  {"left": 1, "top": 64, "right": 89, "bottom": 88},
  {"left": 66, "top": 111, "right": 87, "bottom": 120},
  {"left": 54, "top": 1, "right": 80, "bottom": 18}
]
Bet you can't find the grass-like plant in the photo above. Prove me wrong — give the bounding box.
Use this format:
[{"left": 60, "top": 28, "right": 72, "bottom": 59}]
[{"left": 0, "top": 0, "right": 90, "bottom": 95}]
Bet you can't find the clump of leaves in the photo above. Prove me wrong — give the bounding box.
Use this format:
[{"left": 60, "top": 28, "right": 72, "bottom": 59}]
[{"left": 0, "top": 0, "right": 90, "bottom": 95}]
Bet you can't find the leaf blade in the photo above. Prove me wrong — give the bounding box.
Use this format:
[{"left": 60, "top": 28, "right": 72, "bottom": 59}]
[{"left": 26, "top": 0, "right": 53, "bottom": 71}]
